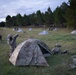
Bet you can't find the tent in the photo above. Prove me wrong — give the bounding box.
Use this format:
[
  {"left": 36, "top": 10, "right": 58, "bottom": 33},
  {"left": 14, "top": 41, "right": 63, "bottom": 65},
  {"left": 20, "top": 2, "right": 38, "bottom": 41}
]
[
  {"left": 53, "top": 28, "right": 58, "bottom": 31},
  {"left": 17, "top": 28, "right": 23, "bottom": 32},
  {"left": 39, "top": 30, "right": 49, "bottom": 35},
  {"left": 28, "top": 28, "right": 32, "bottom": 31},
  {"left": 9, "top": 39, "right": 51, "bottom": 66},
  {"left": 71, "top": 30, "right": 76, "bottom": 34}
]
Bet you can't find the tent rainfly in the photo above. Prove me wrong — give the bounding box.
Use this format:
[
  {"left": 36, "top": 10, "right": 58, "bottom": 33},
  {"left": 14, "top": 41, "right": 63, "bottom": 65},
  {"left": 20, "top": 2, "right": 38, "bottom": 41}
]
[
  {"left": 71, "top": 30, "right": 76, "bottom": 34},
  {"left": 9, "top": 39, "right": 51, "bottom": 66},
  {"left": 39, "top": 30, "right": 49, "bottom": 35}
]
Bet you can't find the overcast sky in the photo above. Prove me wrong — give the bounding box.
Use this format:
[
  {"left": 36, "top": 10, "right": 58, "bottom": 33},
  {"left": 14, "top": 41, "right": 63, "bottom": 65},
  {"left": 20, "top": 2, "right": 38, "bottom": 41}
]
[{"left": 0, "top": 0, "right": 68, "bottom": 22}]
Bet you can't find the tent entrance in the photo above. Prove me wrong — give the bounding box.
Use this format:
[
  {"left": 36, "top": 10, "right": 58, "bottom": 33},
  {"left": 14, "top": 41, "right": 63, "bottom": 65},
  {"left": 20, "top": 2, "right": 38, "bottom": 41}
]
[{"left": 38, "top": 44, "right": 51, "bottom": 57}]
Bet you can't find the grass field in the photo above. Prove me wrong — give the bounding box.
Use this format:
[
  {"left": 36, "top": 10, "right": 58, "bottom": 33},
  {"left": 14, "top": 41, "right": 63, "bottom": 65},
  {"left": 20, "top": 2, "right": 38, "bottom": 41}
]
[{"left": 0, "top": 27, "right": 76, "bottom": 75}]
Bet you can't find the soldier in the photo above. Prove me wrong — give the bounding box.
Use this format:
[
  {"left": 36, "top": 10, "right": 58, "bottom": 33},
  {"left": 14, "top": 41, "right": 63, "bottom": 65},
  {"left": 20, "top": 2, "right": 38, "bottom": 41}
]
[
  {"left": 0, "top": 35, "right": 2, "bottom": 41},
  {"left": 7, "top": 34, "right": 19, "bottom": 56},
  {"left": 51, "top": 44, "right": 67, "bottom": 54},
  {"left": 51, "top": 44, "right": 61, "bottom": 54}
]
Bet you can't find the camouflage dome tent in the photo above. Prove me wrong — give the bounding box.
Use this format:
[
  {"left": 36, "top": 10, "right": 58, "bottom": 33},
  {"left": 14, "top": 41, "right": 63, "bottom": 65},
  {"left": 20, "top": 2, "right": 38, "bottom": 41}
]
[{"left": 9, "top": 39, "right": 51, "bottom": 66}]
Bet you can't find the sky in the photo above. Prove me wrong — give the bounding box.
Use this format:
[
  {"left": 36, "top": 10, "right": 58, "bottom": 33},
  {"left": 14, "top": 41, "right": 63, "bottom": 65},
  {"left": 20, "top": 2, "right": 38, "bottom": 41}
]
[{"left": 0, "top": 0, "right": 68, "bottom": 22}]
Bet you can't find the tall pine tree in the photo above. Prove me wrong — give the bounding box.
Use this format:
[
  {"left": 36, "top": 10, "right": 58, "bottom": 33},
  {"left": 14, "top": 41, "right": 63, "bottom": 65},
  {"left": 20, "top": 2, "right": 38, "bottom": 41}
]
[{"left": 65, "top": 0, "right": 76, "bottom": 29}]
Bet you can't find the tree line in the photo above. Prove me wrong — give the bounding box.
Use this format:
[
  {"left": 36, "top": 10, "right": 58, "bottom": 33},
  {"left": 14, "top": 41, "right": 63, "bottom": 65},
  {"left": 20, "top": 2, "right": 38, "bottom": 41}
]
[{"left": 0, "top": 0, "right": 76, "bottom": 29}]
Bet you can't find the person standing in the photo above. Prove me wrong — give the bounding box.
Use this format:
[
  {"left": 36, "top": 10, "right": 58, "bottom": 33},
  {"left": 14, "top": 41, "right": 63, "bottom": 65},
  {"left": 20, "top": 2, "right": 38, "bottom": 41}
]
[
  {"left": 0, "top": 35, "right": 2, "bottom": 41},
  {"left": 7, "top": 34, "right": 19, "bottom": 56}
]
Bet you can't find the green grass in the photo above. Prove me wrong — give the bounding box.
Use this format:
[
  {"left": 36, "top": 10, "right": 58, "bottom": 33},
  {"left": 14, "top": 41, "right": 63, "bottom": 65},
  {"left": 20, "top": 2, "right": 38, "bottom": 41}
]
[{"left": 0, "top": 27, "right": 76, "bottom": 75}]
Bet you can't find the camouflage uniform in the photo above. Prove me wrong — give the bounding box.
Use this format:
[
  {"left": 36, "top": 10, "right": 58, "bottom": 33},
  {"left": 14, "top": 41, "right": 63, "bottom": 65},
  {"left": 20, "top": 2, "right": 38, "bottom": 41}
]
[
  {"left": 51, "top": 44, "right": 61, "bottom": 54},
  {"left": 0, "top": 35, "right": 2, "bottom": 41},
  {"left": 7, "top": 34, "right": 18, "bottom": 56}
]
